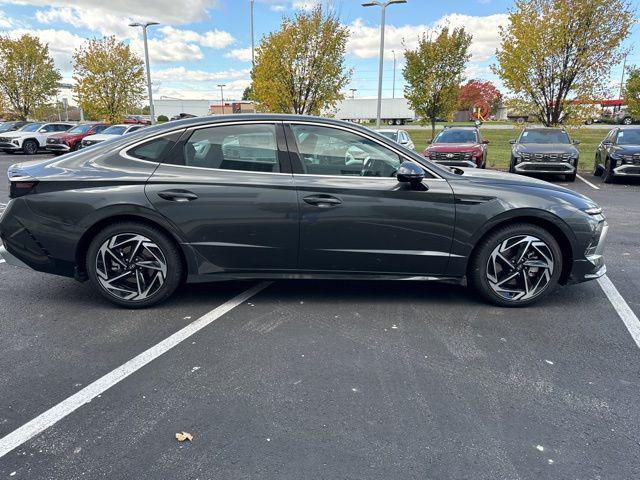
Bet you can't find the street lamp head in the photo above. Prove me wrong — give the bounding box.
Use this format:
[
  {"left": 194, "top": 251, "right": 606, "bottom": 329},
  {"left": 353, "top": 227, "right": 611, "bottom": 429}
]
[
  {"left": 387, "top": 0, "right": 407, "bottom": 4},
  {"left": 129, "top": 21, "right": 159, "bottom": 28},
  {"left": 362, "top": 2, "right": 380, "bottom": 6},
  {"left": 217, "top": 84, "right": 226, "bottom": 88}
]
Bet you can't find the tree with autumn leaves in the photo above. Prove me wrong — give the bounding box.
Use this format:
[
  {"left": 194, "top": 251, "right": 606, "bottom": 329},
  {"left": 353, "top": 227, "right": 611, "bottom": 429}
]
[
  {"left": 458, "top": 80, "right": 503, "bottom": 117},
  {"left": 493, "top": 0, "right": 633, "bottom": 126},
  {"left": 73, "top": 36, "right": 146, "bottom": 123},
  {"left": 625, "top": 69, "right": 640, "bottom": 120},
  {"left": 251, "top": 5, "right": 351, "bottom": 115}
]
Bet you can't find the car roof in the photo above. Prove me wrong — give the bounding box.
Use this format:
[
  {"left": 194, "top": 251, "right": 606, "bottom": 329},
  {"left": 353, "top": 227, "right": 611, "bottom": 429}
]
[
  {"left": 441, "top": 126, "right": 478, "bottom": 130},
  {"left": 522, "top": 127, "right": 566, "bottom": 132}
]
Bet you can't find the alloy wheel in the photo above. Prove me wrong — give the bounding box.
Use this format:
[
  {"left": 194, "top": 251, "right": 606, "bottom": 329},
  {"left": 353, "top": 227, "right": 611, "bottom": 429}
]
[
  {"left": 95, "top": 233, "right": 168, "bottom": 301},
  {"left": 486, "top": 235, "right": 554, "bottom": 302}
]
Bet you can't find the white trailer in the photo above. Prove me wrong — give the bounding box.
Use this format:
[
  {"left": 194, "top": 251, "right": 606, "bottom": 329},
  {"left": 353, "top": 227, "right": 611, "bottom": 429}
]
[
  {"left": 153, "top": 99, "right": 212, "bottom": 119},
  {"left": 332, "top": 98, "right": 415, "bottom": 125}
]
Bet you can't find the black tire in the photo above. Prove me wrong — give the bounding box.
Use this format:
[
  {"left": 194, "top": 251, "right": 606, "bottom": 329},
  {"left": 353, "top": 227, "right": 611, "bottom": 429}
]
[
  {"left": 22, "top": 139, "right": 38, "bottom": 155},
  {"left": 593, "top": 155, "right": 603, "bottom": 176},
  {"left": 565, "top": 172, "right": 576, "bottom": 182},
  {"left": 86, "top": 222, "right": 183, "bottom": 308},
  {"left": 508, "top": 158, "right": 516, "bottom": 173},
  {"left": 622, "top": 117, "right": 633, "bottom": 126},
  {"left": 602, "top": 158, "right": 615, "bottom": 184},
  {"left": 468, "top": 223, "right": 562, "bottom": 307}
]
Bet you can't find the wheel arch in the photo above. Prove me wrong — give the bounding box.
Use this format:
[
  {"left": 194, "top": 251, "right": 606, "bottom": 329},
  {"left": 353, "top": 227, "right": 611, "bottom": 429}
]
[
  {"left": 74, "top": 212, "right": 192, "bottom": 280},
  {"left": 465, "top": 211, "right": 575, "bottom": 285}
]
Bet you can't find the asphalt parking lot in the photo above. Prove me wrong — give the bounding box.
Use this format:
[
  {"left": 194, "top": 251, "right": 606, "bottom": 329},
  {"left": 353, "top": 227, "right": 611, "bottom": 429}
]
[{"left": 0, "top": 153, "right": 639, "bottom": 479}]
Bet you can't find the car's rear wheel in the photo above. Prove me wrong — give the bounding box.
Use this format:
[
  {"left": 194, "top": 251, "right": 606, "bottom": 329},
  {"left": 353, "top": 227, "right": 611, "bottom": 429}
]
[
  {"left": 86, "top": 222, "right": 183, "bottom": 308},
  {"left": 22, "top": 139, "right": 38, "bottom": 155},
  {"left": 469, "top": 223, "right": 562, "bottom": 307}
]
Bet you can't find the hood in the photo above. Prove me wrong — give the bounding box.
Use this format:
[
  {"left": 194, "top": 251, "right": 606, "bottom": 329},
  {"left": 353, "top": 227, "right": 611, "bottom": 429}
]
[
  {"left": 428, "top": 143, "right": 481, "bottom": 152},
  {"left": 1, "top": 131, "right": 27, "bottom": 139},
  {"left": 450, "top": 167, "right": 596, "bottom": 208},
  {"left": 49, "top": 132, "right": 80, "bottom": 140},
  {"left": 514, "top": 143, "right": 578, "bottom": 155},
  {"left": 612, "top": 145, "right": 640, "bottom": 155}
]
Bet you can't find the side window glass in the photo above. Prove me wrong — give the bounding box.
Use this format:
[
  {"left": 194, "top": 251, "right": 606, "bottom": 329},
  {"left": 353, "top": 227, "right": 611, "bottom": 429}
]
[
  {"left": 41, "top": 125, "right": 53, "bottom": 133},
  {"left": 290, "top": 124, "right": 401, "bottom": 177},
  {"left": 127, "top": 134, "right": 175, "bottom": 162},
  {"left": 94, "top": 125, "right": 109, "bottom": 133},
  {"left": 183, "top": 124, "right": 279, "bottom": 173}
]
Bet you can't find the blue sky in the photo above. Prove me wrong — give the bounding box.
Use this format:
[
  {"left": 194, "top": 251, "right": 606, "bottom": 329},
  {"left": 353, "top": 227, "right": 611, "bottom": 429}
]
[{"left": 0, "top": 0, "right": 637, "bottom": 104}]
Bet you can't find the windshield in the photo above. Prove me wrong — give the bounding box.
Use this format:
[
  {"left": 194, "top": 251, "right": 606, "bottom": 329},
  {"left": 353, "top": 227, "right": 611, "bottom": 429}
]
[
  {"left": 434, "top": 129, "right": 477, "bottom": 144},
  {"left": 67, "top": 124, "right": 93, "bottom": 134},
  {"left": 617, "top": 129, "right": 640, "bottom": 145},
  {"left": 520, "top": 130, "right": 570, "bottom": 144},
  {"left": 0, "top": 123, "right": 17, "bottom": 133},
  {"left": 21, "top": 123, "right": 44, "bottom": 132},
  {"left": 102, "top": 126, "right": 127, "bottom": 135},
  {"left": 377, "top": 131, "right": 398, "bottom": 141}
]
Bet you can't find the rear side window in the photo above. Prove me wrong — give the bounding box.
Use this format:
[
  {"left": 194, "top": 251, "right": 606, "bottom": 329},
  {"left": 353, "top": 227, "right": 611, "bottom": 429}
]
[
  {"left": 182, "top": 124, "right": 280, "bottom": 173},
  {"left": 93, "top": 125, "right": 109, "bottom": 134},
  {"left": 127, "top": 134, "right": 177, "bottom": 162}
]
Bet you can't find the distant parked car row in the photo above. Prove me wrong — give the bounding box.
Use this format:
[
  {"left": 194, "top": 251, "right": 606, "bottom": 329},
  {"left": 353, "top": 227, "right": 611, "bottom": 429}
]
[{"left": 0, "top": 121, "right": 148, "bottom": 155}]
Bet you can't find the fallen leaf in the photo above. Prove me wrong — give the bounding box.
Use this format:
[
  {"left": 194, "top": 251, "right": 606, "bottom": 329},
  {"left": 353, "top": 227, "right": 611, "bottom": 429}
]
[{"left": 175, "top": 431, "right": 193, "bottom": 442}]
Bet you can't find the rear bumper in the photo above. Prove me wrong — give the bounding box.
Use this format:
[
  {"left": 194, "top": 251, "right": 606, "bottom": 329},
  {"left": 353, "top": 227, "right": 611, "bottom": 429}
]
[{"left": 514, "top": 161, "right": 575, "bottom": 174}]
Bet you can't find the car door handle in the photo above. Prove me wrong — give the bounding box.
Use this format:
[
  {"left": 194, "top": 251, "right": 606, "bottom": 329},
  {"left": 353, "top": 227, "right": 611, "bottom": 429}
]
[
  {"left": 303, "top": 194, "right": 342, "bottom": 208},
  {"left": 157, "top": 190, "right": 198, "bottom": 202}
]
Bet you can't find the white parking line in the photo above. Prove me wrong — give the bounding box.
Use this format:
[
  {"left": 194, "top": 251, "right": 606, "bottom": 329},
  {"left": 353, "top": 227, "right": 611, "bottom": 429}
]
[
  {"left": 576, "top": 174, "right": 600, "bottom": 190},
  {"left": 0, "top": 281, "right": 271, "bottom": 459},
  {"left": 599, "top": 275, "right": 640, "bottom": 349}
]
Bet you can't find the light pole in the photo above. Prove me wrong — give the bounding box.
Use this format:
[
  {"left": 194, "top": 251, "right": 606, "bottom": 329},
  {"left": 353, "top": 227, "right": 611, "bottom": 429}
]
[
  {"left": 250, "top": 0, "right": 255, "bottom": 67},
  {"left": 392, "top": 49, "right": 396, "bottom": 99},
  {"left": 129, "top": 21, "right": 159, "bottom": 125},
  {"left": 619, "top": 52, "right": 628, "bottom": 100},
  {"left": 350, "top": 88, "right": 358, "bottom": 99},
  {"left": 218, "top": 84, "right": 226, "bottom": 114},
  {"left": 362, "top": 0, "right": 406, "bottom": 128}
]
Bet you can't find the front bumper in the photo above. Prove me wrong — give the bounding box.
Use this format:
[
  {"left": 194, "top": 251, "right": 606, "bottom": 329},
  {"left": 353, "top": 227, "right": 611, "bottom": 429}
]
[
  {"left": 45, "top": 144, "right": 71, "bottom": 152},
  {"left": 613, "top": 164, "right": 640, "bottom": 176},
  {"left": 0, "top": 142, "right": 20, "bottom": 151},
  {"left": 0, "top": 244, "right": 30, "bottom": 268},
  {"left": 569, "top": 221, "right": 608, "bottom": 284},
  {"left": 514, "top": 161, "right": 575, "bottom": 174}
]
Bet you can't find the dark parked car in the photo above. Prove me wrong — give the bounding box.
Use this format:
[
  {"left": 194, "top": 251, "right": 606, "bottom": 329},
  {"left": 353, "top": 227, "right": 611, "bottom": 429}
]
[
  {"left": 46, "top": 123, "right": 111, "bottom": 154},
  {"left": 509, "top": 127, "right": 580, "bottom": 182},
  {"left": 593, "top": 127, "right": 640, "bottom": 183},
  {"left": 0, "top": 115, "right": 607, "bottom": 308},
  {"left": 0, "top": 121, "right": 32, "bottom": 133},
  {"left": 422, "top": 126, "right": 488, "bottom": 168},
  {"left": 170, "top": 113, "right": 197, "bottom": 121}
]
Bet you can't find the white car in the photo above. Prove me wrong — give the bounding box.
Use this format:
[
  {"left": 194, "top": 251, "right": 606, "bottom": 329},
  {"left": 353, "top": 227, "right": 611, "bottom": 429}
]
[
  {"left": 375, "top": 128, "right": 415, "bottom": 150},
  {"left": 0, "top": 122, "right": 74, "bottom": 155},
  {"left": 80, "top": 124, "right": 146, "bottom": 148}
]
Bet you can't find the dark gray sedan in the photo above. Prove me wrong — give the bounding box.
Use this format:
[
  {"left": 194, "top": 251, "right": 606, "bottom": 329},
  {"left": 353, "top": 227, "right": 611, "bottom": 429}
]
[{"left": 0, "top": 115, "right": 607, "bottom": 308}]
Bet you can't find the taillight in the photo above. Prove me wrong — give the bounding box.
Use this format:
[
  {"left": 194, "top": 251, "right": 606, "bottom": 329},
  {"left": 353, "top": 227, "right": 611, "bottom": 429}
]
[{"left": 9, "top": 181, "right": 39, "bottom": 198}]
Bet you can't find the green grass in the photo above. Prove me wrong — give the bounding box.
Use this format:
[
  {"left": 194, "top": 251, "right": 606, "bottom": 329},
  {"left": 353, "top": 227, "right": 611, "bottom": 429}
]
[{"left": 407, "top": 128, "right": 604, "bottom": 172}]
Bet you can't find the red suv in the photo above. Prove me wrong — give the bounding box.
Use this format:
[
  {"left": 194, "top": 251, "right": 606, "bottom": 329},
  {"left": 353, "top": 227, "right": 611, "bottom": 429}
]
[
  {"left": 46, "top": 123, "right": 110, "bottom": 154},
  {"left": 422, "top": 126, "right": 488, "bottom": 168}
]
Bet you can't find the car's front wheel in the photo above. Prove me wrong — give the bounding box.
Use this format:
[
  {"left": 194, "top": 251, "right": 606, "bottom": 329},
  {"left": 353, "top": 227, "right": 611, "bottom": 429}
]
[
  {"left": 22, "top": 139, "right": 38, "bottom": 155},
  {"left": 86, "top": 222, "right": 183, "bottom": 308},
  {"left": 469, "top": 223, "right": 562, "bottom": 307},
  {"left": 602, "top": 158, "right": 615, "bottom": 184},
  {"left": 593, "top": 155, "right": 603, "bottom": 176}
]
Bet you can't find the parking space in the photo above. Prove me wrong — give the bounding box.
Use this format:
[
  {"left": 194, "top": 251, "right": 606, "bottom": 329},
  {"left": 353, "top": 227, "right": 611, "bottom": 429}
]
[{"left": 1, "top": 153, "right": 639, "bottom": 478}]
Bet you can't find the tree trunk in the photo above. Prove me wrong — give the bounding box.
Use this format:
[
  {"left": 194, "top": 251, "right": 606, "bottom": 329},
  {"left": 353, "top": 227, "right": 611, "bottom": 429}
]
[{"left": 431, "top": 117, "right": 436, "bottom": 141}]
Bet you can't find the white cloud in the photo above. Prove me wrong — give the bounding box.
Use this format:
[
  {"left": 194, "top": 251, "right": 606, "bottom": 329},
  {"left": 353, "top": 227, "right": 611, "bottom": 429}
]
[
  {"left": 347, "top": 13, "right": 509, "bottom": 63},
  {"left": 157, "top": 26, "right": 234, "bottom": 50},
  {"left": 0, "top": 10, "right": 13, "bottom": 28},
  {"left": 153, "top": 66, "right": 251, "bottom": 82},
  {"left": 292, "top": 0, "right": 320, "bottom": 10},
  {"left": 155, "top": 79, "right": 251, "bottom": 101},
  {"left": 225, "top": 47, "right": 253, "bottom": 62},
  {"left": 1, "top": 0, "right": 219, "bottom": 25},
  {"left": 35, "top": 6, "right": 132, "bottom": 37}
]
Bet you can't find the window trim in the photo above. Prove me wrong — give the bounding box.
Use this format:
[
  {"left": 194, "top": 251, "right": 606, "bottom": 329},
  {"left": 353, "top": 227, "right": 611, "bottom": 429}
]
[
  {"left": 283, "top": 121, "right": 443, "bottom": 180},
  {"left": 161, "top": 120, "right": 292, "bottom": 175}
]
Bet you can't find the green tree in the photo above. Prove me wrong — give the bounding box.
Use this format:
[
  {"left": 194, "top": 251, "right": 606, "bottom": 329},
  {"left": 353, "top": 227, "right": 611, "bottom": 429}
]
[
  {"left": 493, "top": 0, "right": 634, "bottom": 126},
  {"left": 242, "top": 85, "right": 253, "bottom": 101},
  {"left": 403, "top": 27, "right": 472, "bottom": 139},
  {"left": 252, "top": 5, "right": 351, "bottom": 115},
  {"left": 73, "top": 36, "right": 146, "bottom": 123},
  {"left": 625, "top": 68, "right": 640, "bottom": 119},
  {"left": 0, "top": 35, "right": 61, "bottom": 120}
]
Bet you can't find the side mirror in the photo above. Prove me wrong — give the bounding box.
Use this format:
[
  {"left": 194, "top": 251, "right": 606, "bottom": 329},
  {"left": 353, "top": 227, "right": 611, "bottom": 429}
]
[
  {"left": 572, "top": 139, "right": 581, "bottom": 145},
  {"left": 426, "top": 139, "right": 432, "bottom": 144},
  {"left": 509, "top": 139, "right": 517, "bottom": 145},
  {"left": 602, "top": 140, "right": 613, "bottom": 146},
  {"left": 482, "top": 139, "right": 490, "bottom": 144},
  {"left": 397, "top": 161, "right": 425, "bottom": 186}
]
